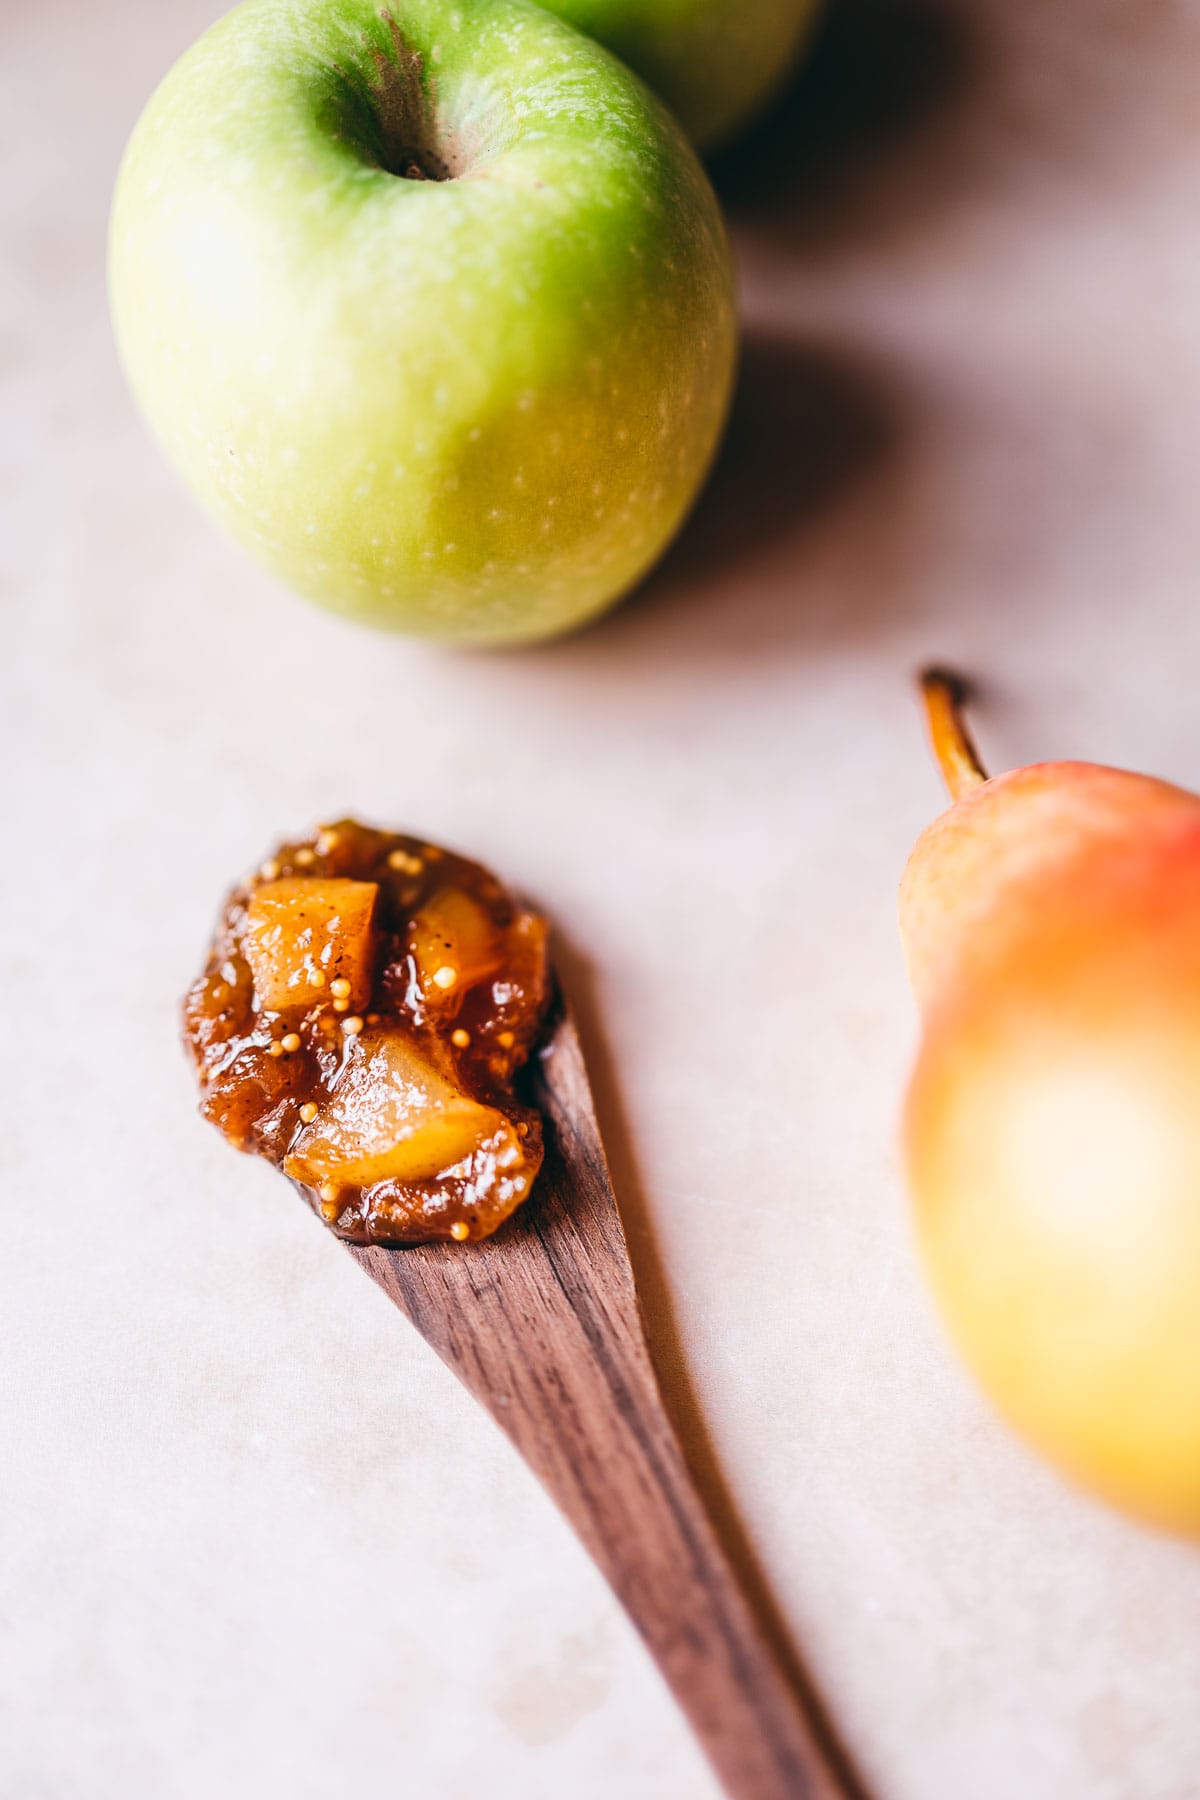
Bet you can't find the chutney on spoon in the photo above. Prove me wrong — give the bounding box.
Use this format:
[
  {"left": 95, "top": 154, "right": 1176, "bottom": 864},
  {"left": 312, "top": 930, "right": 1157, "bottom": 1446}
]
[{"left": 183, "top": 818, "right": 549, "bottom": 1244}]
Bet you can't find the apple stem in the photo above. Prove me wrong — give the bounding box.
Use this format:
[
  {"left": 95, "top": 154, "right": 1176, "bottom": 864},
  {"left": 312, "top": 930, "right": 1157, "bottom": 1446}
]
[{"left": 919, "top": 667, "right": 989, "bottom": 799}]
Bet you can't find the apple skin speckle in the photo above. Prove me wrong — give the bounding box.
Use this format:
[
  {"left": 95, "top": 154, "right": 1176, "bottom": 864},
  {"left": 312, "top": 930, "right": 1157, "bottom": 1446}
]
[{"left": 109, "top": 0, "right": 736, "bottom": 645}]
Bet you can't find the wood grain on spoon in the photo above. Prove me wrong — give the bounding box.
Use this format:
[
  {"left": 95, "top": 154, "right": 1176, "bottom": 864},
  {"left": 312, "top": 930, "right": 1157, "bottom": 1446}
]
[{"left": 343, "top": 991, "right": 857, "bottom": 1800}]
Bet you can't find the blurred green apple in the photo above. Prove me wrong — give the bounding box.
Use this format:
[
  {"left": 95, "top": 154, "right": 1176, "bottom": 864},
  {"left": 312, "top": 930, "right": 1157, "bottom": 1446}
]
[
  {"left": 540, "top": 0, "right": 821, "bottom": 149},
  {"left": 109, "top": 0, "right": 736, "bottom": 645}
]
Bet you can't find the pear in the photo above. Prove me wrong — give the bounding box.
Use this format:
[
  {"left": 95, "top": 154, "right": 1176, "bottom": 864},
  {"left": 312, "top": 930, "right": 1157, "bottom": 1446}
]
[{"left": 901, "top": 670, "right": 1200, "bottom": 1536}]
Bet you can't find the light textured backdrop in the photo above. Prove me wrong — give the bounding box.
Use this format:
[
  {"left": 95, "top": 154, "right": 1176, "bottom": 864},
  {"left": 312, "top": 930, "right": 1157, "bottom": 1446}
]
[{"left": 5, "top": 2, "right": 1200, "bottom": 1796}]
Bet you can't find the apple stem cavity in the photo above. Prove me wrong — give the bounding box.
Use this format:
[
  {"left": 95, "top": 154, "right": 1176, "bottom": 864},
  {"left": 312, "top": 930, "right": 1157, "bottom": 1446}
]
[
  {"left": 350, "top": 16, "right": 456, "bottom": 182},
  {"left": 919, "top": 667, "right": 990, "bottom": 799}
]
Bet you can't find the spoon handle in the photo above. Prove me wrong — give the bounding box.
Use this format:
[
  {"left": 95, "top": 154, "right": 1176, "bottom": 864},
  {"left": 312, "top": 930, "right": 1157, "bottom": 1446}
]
[{"left": 348, "top": 1009, "right": 855, "bottom": 1800}]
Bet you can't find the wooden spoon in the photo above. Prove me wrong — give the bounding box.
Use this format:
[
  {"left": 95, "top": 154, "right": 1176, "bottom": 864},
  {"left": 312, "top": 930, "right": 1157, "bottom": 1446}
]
[{"left": 335, "top": 987, "right": 857, "bottom": 1800}]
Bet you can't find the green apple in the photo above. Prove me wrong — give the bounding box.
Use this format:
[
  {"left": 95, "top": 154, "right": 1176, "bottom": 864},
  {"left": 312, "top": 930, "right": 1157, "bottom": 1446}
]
[
  {"left": 108, "top": 0, "right": 736, "bottom": 646},
  {"left": 538, "top": 0, "right": 821, "bottom": 149}
]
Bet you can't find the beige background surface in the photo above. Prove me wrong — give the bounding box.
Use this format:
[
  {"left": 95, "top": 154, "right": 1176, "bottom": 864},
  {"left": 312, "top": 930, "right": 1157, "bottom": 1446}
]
[{"left": 6, "top": 2, "right": 1200, "bottom": 1796}]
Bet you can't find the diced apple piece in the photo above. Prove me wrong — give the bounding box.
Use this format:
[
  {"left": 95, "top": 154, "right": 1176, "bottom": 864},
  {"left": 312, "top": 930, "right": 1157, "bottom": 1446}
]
[
  {"left": 244, "top": 877, "right": 377, "bottom": 1013},
  {"left": 284, "top": 1028, "right": 515, "bottom": 1188},
  {"left": 410, "top": 887, "right": 502, "bottom": 1002}
]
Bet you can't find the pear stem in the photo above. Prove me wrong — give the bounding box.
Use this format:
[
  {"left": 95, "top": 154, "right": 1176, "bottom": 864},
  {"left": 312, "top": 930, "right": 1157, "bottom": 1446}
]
[{"left": 919, "top": 667, "right": 989, "bottom": 799}]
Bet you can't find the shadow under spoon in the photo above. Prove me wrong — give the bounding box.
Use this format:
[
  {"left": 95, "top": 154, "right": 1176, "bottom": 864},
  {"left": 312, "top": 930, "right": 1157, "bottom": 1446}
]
[{"left": 327, "top": 989, "right": 857, "bottom": 1800}]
